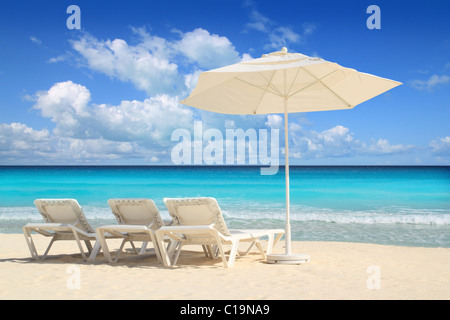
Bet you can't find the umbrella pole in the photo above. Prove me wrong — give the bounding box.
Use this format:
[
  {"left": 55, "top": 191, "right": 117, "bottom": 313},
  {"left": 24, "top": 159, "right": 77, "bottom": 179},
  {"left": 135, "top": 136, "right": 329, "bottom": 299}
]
[
  {"left": 266, "top": 97, "right": 310, "bottom": 264},
  {"left": 284, "top": 99, "right": 292, "bottom": 255}
]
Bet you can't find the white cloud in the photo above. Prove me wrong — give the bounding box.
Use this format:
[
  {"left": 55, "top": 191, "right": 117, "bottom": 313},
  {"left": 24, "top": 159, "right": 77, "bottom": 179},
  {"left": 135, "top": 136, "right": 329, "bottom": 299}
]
[
  {"left": 265, "top": 114, "right": 283, "bottom": 129},
  {"left": 267, "top": 27, "right": 300, "bottom": 49},
  {"left": 32, "top": 81, "right": 194, "bottom": 145},
  {"left": 34, "top": 81, "right": 91, "bottom": 117},
  {"left": 33, "top": 81, "right": 91, "bottom": 137},
  {"left": 410, "top": 74, "right": 450, "bottom": 91},
  {"left": 2, "top": 26, "right": 252, "bottom": 165},
  {"left": 0, "top": 99, "right": 419, "bottom": 165},
  {"left": 429, "top": 136, "right": 450, "bottom": 155},
  {"left": 244, "top": 7, "right": 316, "bottom": 50},
  {"left": 0, "top": 80, "right": 196, "bottom": 164},
  {"left": 302, "top": 22, "right": 317, "bottom": 37},
  {"left": 30, "top": 36, "right": 42, "bottom": 45},
  {"left": 245, "top": 9, "right": 273, "bottom": 33},
  {"left": 184, "top": 70, "right": 202, "bottom": 91},
  {"left": 71, "top": 33, "right": 181, "bottom": 96},
  {"left": 288, "top": 123, "right": 415, "bottom": 159},
  {"left": 55, "top": 138, "right": 136, "bottom": 160},
  {"left": 47, "top": 54, "right": 69, "bottom": 64},
  {"left": 93, "top": 94, "right": 194, "bottom": 144},
  {"left": 0, "top": 128, "right": 148, "bottom": 164},
  {"left": 366, "top": 138, "right": 415, "bottom": 154},
  {"left": 0, "top": 123, "right": 50, "bottom": 150},
  {"left": 309, "top": 125, "right": 360, "bottom": 157},
  {"left": 0, "top": 123, "right": 52, "bottom": 164},
  {"left": 70, "top": 28, "right": 246, "bottom": 97},
  {"left": 175, "top": 28, "right": 241, "bottom": 69}
]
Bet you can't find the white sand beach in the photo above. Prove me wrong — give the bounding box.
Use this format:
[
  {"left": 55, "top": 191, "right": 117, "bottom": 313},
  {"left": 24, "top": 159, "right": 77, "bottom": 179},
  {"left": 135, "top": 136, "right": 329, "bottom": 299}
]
[{"left": 0, "top": 233, "right": 449, "bottom": 300}]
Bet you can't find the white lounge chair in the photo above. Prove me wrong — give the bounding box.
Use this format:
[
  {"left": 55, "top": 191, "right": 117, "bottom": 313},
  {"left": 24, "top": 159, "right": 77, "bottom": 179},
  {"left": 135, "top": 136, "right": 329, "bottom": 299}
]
[
  {"left": 155, "top": 197, "right": 285, "bottom": 268},
  {"left": 95, "top": 199, "right": 167, "bottom": 263},
  {"left": 23, "top": 199, "right": 103, "bottom": 261}
]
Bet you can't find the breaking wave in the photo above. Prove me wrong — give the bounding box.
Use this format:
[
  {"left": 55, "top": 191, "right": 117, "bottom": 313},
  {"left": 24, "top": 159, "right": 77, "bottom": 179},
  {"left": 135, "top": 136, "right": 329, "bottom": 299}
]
[{"left": 1, "top": 204, "right": 449, "bottom": 226}]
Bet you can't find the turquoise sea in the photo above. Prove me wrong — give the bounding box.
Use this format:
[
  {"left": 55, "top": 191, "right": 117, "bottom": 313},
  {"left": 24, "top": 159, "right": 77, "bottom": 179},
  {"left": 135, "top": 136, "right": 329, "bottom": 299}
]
[{"left": 0, "top": 166, "right": 449, "bottom": 247}]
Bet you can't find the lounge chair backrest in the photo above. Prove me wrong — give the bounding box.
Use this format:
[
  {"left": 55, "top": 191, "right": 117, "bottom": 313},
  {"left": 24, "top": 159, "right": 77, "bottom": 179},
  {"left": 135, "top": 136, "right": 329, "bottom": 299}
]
[
  {"left": 164, "top": 197, "right": 231, "bottom": 237},
  {"left": 108, "top": 199, "right": 165, "bottom": 230},
  {"left": 34, "top": 199, "right": 95, "bottom": 233}
]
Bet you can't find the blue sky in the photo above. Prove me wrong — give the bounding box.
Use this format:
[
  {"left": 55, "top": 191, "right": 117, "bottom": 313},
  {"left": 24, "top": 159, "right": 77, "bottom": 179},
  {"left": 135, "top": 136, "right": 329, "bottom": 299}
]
[{"left": 0, "top": 0, "right": 449, "bottom": 165}]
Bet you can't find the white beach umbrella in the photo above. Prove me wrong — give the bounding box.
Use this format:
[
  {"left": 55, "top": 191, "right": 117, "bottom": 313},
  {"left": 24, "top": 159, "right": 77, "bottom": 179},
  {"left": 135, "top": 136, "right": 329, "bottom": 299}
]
[{"left": 179, "top": 47, "right": 402, "bottom": 264}]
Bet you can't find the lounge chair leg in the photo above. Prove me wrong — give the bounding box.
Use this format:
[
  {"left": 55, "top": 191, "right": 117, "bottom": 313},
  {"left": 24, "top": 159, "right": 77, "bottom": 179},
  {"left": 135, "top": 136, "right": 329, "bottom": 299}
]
[
  {"left": 212, "top": 245, "right": 220, "bottom": 258},
  {"left": 129, "top": 240, "right": 138, "bottom": 254},
  {"left": 42, "top": 238, "right": 56, "bottom": 259},
  {"left": 113, "top": 238, "right": 131, "bottom": 263},
  {"left": 201, "top": 245, "right": 209, "bottom": 257},
  {"left": 266, "top": 234, "right": 274, "bottom": 256},
  {"left": 214, "top": 233, "right": 238, "bottom": 268},
  {"left": 206, "top": 245, "right": 214, "bottom": 259},
  {"left": 218, "top": 239, "right": 238, "bottom": 268},
  {"left": 255, "top": 240, "right": 267, "bottom": 260},
  {"left": 167, "top": 240, "right": 176, "bottom": 256},
  {"left": 97, "top": 229, "right": 113, "bottom": 263},
  {"left": 266, "top": 232, "right": 283, "bottom": 256},
  {"left": 84, "top": 240, "right": 93, "bottom": 254},
  {"left": 23, "top": 228, "right": 40, "bottom": 259},
  {"left": 155, "top": 232, "right": 172, "bottom": 267},
  {"left": 88, "top": 240, "right": 102, "bottom": 263},
  {"left": 172, "top": 242, "right": 183, "bottom": 265},
  {"left": 239, "top": 241, "right": 255, "bottom": 256},
  {"left": 72, "top": 230, "right": 87, "bottom": 261},
  {"left": 117, "top": 238, "right": 127, "bottom": 253},
  {"left": 139, "top": 241, "right": 149, "bottom": 254},
  {"left": 113, "top": 251, "right": 121, "bottom": 263},
  {"left": 148, "top": 233, "right": 163, "bottom": 263},
  {"left": 228, "top": 240, "right": 239, "bottom": 268},
  {"left": 167, "top": 239, "right": 183, "bottom": 262}
]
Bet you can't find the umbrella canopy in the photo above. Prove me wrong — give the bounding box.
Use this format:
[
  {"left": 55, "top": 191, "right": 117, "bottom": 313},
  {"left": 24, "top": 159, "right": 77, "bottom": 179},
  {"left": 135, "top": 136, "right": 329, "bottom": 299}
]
[
  {"left": 180, "top": 47, "right": 401, "bottom": 114},
  {"left": 180, "top": 47, "right": 402, "bottom": 264}
]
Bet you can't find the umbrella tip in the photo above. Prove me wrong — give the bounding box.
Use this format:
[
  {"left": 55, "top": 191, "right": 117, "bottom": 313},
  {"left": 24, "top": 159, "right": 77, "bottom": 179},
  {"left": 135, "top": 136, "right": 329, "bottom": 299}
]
[{"left": 281, "top": 47, "right": 288, "bottom": 53}]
